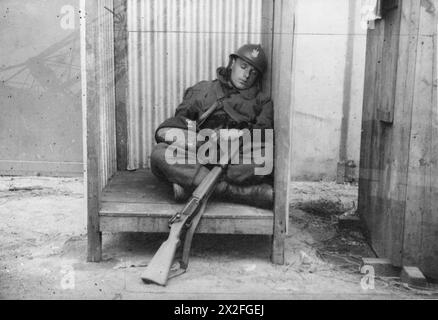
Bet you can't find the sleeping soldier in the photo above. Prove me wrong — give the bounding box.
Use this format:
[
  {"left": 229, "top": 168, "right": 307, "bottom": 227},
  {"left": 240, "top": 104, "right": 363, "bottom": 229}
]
[{"left": 150, "top": 44, "right": 274, "bottom": 209}]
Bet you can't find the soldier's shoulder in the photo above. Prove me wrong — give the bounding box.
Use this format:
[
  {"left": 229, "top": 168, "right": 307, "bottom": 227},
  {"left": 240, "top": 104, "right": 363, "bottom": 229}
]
[
  {"left": 190, "top": 80, "right": 213, "bottom": 91},
  {"left": 183, "top": 80, "right": 212, "bottom": 100}
]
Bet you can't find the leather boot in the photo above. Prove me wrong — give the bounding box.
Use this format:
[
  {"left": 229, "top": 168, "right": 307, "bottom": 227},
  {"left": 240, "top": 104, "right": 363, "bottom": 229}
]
[{"left": 215, "top": 182, "right": 274, "bottom": 209}]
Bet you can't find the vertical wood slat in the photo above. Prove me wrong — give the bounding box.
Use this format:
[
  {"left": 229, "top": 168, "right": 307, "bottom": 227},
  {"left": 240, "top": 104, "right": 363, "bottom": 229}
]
[
  {"left": 402, "top": 0, "right": 436, "bottom": 270},
  {"left": 376, "top": 5, "right": 401, "bottom": 123},
  {"left": 373, "top": 6, "right": 400, "bottom": 265},
  {"left": 261, "top": 0, "right": 274, "bottom": 97},
  {"left": 82, "top": 0, "right": 102, "bottom": 262},
  {"left": 358, "top": 17, "right": 385, "bottom": 256},
  {"left": 426, "top": 0, "right": 438, "bottom": 278},
  {"left": 104, "top": 0, "right": 117, "bottom": 184},
  {"left": 387, "top": 0, "right": 422, "bottom": 266},
  {"left": 114, "top": 0, "right": 129, "bottom": 170},
  {"left": 270, "top": 0, "right": 296, "bottom": 264}
]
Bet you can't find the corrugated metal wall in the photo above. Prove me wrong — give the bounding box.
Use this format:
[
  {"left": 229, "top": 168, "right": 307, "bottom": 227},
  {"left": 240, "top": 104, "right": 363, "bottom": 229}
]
[
  {"left": 97, "top": 0, "right": 117, "bottom": 188},
  {"left": 126, "top": 0, "right": 263, "bottom": 169}
]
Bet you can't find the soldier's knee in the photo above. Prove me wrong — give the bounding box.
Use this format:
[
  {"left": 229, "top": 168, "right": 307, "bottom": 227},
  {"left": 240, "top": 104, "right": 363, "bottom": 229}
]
[{"left": 150, "top": 143, "right": 168, "bottom": 164}]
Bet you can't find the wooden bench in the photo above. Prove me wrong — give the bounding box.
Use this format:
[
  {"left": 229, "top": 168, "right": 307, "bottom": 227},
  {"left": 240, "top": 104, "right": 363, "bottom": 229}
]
[{"left": 100, "top": 170, "right": 274, "bottom": 235}]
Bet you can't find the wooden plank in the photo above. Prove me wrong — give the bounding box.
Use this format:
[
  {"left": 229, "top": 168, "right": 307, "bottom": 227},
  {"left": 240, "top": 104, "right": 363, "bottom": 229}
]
[
  {"left": 100, "top": 201, "right": 273, "bottom": 219},
  {"left": 382, "top": 1, "right": 420, "bottom": 266},
  {"left": 400, "top": 266, "right": 428, "bottom": 288},
  {"left": 358, "top": 24, "right": 379, "bottom": 233},
  {"left": 101, "top": 193, "right": 174, "bottom": 204},
  {"left": 368, "top": 16, "right": 386, "bottom": 259},
  {"left": 383, "top": 0, "right": 422, "bottom": 266},
  {"left": 81, "top": 0, "right": 102, "bottom": 262},
  {"left": 426, "top": 1, "right": 438, "bottom": 278},
  {"left": 374, "top": 8, "right": 399, "bottom": 264},
  {"left": 358, "top": 16, "right": 385, "bottom": 257},
  {"left": 270, "top": 0, "right": 296, "bottom": 264},
  {"left": 403, "top": 0, "right": 436, "bottom": 271},
  {"left": 100, "top": 216, "right": 273, "bottom": 235},
  {"left": 261, "top": 0, "right": 274, "bottom": 96},
  {"left": 377, "top": 5, "right": 402, "bottom": 124},
  {"left": 113, "top": 0, "right": 128, "bottom": 171}
]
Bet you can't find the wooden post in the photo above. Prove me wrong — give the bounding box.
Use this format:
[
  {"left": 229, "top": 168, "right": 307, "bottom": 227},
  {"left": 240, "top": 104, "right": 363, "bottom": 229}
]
[
  {"left": 81, "top": 0, "right": 102, "bottom": 262},
  {"left": 270, "top": 0, "right": 296, "bottom": 264},
  {"left": 261, "top": 0, "right": 274, "bottom": 97},
  {"left": 113, "top": 0, "right": 128, "bottom": 171}
]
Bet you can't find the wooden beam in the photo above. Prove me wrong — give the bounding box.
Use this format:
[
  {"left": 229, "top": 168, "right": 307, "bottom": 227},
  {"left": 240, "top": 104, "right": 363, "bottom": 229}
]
[
  {"left": 100, "top": 215, "right": 273, "bottom": 235},
  {"left": 261, "top": 0, "right": 274, "bottom": 96},
  {"left": 270, "top": 0, "right": 296, "bottom": 264},
  {"left": 81, "top": 0, "right": 102, "bottom": 262},
  {"left": 113, "top": 0, "right": 128, "bottom": 171}
]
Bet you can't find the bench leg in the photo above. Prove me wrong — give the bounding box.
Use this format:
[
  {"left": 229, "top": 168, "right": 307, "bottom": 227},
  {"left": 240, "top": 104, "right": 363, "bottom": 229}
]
[
  {"left": 271, "top": 234, "right": 285, "bottom": 264},
  {"left": 87, "top": 229, "right": 102, "bottom": 262},
  {"left": 87, "top": 198, "right": 102, "bottom": 261}
]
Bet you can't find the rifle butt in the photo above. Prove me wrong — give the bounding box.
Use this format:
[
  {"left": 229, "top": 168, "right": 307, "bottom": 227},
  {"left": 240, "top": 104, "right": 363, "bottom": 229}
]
[{"left": 141, "top": 237, "right": 181, "bottom": 286}]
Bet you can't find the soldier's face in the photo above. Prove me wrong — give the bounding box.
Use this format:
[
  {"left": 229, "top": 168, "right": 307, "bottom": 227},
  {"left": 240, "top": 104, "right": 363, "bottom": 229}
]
[{"left": 230, "top": 58, "right": 259, "bottom": 90}]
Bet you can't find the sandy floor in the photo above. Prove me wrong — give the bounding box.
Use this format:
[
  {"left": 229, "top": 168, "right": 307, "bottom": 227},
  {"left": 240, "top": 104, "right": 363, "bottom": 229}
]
[{"left": 0, "top": 176, "right": 436, "bottom": 300}]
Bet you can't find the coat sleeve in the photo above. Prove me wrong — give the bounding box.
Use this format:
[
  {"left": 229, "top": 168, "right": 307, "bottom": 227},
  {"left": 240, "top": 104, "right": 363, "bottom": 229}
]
[
  {"left": 252, "top": 98, "right": 274, "bottom": 130},
  {"left": 154, "top": 81, "right": 209, "bottom": 143},
  {"left": 174, "top": 81, "right": 210, "bottom": 120}
]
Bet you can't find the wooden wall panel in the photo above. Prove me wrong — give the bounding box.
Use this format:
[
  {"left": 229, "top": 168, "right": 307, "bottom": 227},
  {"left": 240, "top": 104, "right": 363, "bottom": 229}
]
[
  {"left": 403, "top": 0, "right": 437, "bottom": 277},
  {"left": 360, "top": 0, "right": 419, "bottom": 266},
  {"left": 360, "top": 0, "right": 438, "bottom": 278}
]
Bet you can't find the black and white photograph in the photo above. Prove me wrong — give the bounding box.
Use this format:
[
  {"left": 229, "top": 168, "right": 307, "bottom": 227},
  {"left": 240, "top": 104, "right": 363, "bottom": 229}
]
[{"left": 1, "top": 0, "right": 438, "bottom": 303}]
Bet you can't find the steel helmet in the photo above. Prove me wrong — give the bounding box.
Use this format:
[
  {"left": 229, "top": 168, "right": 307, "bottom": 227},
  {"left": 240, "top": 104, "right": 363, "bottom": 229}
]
[{"left": 230, "top": 44, "right": 268, "bottom": 74}]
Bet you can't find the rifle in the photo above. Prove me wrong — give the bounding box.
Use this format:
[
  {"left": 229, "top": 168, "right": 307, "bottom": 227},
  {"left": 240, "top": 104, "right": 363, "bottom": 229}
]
[{"left": 141, "top": 134, "right": 241, "bottom": 286}]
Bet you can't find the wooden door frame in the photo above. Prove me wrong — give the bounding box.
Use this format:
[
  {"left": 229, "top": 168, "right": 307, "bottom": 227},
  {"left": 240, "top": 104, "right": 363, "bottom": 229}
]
[
  {"left": 83, "top": 0, "right": 296, "bottom": 264},
  {"left": 262, "top": 0, "right": 296, "bottom": 264}
]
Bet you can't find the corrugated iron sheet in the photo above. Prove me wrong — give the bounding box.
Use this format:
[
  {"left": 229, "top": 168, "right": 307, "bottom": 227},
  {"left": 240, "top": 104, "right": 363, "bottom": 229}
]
[
  {"left": 97, "top": 0, "right": 117, "bottom": 188},
  {"left": 126, "top": 0, "right": 263, "bottom": 169}
]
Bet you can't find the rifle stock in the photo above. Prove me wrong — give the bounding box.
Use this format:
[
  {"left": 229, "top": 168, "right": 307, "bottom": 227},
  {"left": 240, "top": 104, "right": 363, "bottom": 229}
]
[
  {"left": 141, "top": 197, "right": 202, "bottom": 285},
  {"left": 141, "top": 220, "right": 186, "bottom": 286}
]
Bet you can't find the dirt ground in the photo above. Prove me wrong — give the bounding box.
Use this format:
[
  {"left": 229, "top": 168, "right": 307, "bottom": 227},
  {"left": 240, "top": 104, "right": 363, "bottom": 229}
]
[{"left": 0, "top": 176, "right": 437, "bottom": 300}]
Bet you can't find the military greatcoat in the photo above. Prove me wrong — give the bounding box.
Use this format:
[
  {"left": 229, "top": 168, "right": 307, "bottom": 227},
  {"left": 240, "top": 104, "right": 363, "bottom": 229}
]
[{"left": 150, "top": 67, "right": 274, "bottom": 190}]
